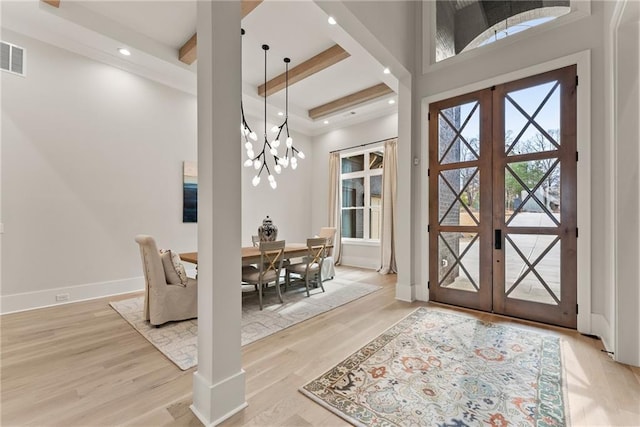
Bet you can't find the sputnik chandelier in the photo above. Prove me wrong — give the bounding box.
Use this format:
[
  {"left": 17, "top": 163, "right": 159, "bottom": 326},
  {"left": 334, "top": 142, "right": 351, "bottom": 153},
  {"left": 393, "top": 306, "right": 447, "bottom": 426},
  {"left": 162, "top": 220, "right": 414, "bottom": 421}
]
[{"left": 241, "top": 41, "right": 305, "bottom": 189}]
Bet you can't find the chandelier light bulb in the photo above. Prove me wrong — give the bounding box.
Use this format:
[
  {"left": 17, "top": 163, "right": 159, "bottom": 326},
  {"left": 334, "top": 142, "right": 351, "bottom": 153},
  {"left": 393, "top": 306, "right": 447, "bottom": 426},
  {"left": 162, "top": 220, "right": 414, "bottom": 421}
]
[
  {"left": 274, "top": 164, "right": 282, "bottom": 174},
  {"left": 297, "top": 151, "right": 305, "bottom": 159},
  {"left": 286, "top": 137, "right": 293, "bottom": 148},
  {"left": 283, "top": 157, "right": 289, "bottom": 167},
  {"left": 247, "top": 149, "right": 255, "bottom": 158},
  {"left": 253, "top": 159, "right": 261, "bottom": 170},
  {"left": 291, "top": 158, "right": 298, "bottom": 170},
  {"left": 270, "top": 147, "right": 278, "bottom": 156},
  {"left": 271, "top": 125, "right": 279, "bottom": 133},
  {"left": 270, "top": 180, "right": 277, "bottom": 189},
  {"left": 243, "top": 159, "right": 253, "bottom": 167},
  {"left": 273, "top": 139, "right": 280, "bottom": 148},
  {"left": 252, "top": 175, "right": 260, "bottom": 186},
  {"left": 245, "top": 142, "right": 253, "bottom": 150},
  {"left": 249, "top": 132, "right": 258, "bottom": 141},
  {"left": 268, "top": 174, "right": 275, "bottom": 182}
]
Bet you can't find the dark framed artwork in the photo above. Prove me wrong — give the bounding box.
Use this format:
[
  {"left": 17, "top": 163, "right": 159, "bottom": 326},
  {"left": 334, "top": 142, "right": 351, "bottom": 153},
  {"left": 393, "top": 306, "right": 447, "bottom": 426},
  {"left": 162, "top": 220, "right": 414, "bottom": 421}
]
[{"left": 183, "top": 161, "right": 197, "bottom": 223}]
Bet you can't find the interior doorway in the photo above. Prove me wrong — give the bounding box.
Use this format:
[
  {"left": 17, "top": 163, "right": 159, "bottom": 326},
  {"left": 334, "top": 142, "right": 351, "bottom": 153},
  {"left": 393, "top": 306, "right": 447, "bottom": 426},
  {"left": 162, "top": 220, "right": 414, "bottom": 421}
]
[{"left": 428, "top": 65, "right": 577, "bottom": 328}]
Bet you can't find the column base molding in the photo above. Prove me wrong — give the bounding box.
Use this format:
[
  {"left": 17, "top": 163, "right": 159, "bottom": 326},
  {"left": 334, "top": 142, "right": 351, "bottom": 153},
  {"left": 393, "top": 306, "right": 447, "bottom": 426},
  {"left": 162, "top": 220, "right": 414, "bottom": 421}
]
[{"left": 191, "top": 369, "right": 247, "bottom": 426}]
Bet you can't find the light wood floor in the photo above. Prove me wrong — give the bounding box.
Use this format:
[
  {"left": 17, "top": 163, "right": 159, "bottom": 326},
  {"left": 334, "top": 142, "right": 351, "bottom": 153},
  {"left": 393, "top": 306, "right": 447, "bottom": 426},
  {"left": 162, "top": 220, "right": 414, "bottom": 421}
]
[{"left": 1, "top": 266, "right": 639, "bottom": 426}]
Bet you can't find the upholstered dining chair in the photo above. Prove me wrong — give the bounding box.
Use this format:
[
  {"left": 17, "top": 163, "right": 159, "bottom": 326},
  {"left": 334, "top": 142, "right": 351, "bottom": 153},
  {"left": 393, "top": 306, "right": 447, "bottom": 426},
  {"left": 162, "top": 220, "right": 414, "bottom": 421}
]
[
  {"left": 318, "top": 227, "right": 337, "bottom": 280},
  {"left": 285, "top": 237, "right": 327, "bottom": 297},
  {"left": 134, "top": 235, "right": 198, "bottom": 326},
  {"left": 241, "top": 240, "right": 286, "bottom": 310}
]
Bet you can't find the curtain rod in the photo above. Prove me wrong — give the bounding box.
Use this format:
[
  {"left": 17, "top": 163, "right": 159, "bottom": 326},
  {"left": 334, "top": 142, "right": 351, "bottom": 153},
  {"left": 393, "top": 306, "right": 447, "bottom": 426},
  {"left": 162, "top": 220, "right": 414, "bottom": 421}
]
[{"left": 329, "top": 136, "right": 397, "bottom": 154}]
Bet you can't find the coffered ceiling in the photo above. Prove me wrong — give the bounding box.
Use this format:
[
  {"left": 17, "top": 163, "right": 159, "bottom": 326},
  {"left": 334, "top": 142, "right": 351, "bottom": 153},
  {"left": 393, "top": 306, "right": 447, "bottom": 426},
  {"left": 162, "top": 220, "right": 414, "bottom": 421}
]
[{"left": 1, "top": 0, "right": 399, "bottom": 135}]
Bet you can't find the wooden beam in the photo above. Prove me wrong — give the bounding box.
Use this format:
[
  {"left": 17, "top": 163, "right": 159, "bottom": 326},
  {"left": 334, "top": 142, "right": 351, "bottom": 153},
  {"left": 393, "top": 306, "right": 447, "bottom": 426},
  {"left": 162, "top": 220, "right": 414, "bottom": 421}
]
[
  {"left": 308, "top": 83, "right": 394, "bottom": 120},
  {"left": 179, "top": 34, "right": 198, "bottom": 65},
  {"left": 241, "top": 0, "right": 263, "bottom": 18},
  {"left": 258, "top": 44, "right": 350, "bottom": 97},
  {"left": 178, "top": 0, "right": 263, "bottom": 65},
  {"left": 42, "top": 0, "right": 60, "bottom": 7}
]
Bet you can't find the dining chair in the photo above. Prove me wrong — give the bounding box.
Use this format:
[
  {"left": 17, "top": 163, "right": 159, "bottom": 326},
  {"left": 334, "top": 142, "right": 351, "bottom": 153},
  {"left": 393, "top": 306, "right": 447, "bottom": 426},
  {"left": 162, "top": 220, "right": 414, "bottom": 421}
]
[
  {"left": 318, "top": 227, "right": 337, "bottom": 280},
  {"left": 134, "top": 235, "right": 198, "bottom": 326},
  {"left": 285, "top": 237, "right": 327, "bottom": 297},
  {"left": 241, "top": 240, "right": 286, "bottom": 310}
]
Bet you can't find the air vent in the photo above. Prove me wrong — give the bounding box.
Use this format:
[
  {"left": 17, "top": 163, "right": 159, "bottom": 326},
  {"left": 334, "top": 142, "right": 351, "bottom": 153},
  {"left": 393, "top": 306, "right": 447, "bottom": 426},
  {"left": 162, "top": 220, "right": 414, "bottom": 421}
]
[{"left": 1, "top": 41, "right": 25, "bottom": 76}]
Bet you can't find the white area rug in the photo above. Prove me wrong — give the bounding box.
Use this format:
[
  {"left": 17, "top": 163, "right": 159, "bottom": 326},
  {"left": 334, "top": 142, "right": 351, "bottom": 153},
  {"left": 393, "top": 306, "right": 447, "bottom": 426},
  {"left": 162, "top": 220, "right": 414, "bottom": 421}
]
[{"left": 110, "top": 278, "right": 381, "bottom": 370}]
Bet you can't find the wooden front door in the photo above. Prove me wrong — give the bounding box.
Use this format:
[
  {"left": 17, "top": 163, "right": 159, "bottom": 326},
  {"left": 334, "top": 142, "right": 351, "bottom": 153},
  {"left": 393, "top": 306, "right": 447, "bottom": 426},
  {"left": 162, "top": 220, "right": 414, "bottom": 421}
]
[{"left": 429, "top": 66, "right": 578, "bottom": 328}]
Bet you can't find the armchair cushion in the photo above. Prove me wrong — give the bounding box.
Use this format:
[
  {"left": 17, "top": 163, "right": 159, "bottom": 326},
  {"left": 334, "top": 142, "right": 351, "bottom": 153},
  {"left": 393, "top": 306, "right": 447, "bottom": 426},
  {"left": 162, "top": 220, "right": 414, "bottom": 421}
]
[{"left": 160, "top": 249, "right": 188, "bottom": 286}]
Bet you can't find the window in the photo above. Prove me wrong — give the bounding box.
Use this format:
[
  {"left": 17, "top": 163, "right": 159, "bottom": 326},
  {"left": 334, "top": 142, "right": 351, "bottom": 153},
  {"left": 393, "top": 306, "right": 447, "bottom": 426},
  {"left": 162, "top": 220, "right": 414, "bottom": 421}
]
[
  {"left": 341, "top": 149, "right": 383, "bottom": 240},
  {"left": 434, "top": 1, "right": 570, "bottom": 63}
]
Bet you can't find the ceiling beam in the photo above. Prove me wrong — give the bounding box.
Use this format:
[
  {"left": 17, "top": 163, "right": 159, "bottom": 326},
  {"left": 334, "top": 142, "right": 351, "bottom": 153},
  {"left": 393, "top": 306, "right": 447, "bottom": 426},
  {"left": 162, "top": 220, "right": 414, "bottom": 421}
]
[
  {"left": 178, "top": 0, "right": 263, "bottom": 65},
  {"left": 41, "top": 0, "right": 60, "bottom": 7},
  {"left": 179, "top": 34, "right": 197, "bottom": 65},
  {"left": 241, "top": 0, "right": 263, "bottom": 17},
  {"left": 308, "top": 83, "right": 394, "bottom": 120},
  {"left": 258, "top": 44, "right": 350, "bottom": 97}
]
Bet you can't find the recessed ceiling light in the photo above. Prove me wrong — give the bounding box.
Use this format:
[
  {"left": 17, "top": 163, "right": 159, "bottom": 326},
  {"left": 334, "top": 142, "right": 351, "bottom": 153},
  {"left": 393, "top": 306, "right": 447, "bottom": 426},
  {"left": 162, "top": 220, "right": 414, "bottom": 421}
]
[
  {"left": 383, "top": 67, "right": 391, "bottom": 74},
  {"left": 328, "top": 16, "right": 337, "bottom": 25},
  {"left": 323, "top": 120, "right": 329, "bottom": 124},
  {"left": 388, "top": 99, "right": 396, "bottom": 105},
  {"left": 118, "top": 48, "right": 131, "bottom": 56},
  {"left": 277, "top": 111, "right": 284, "bottom": 116}
]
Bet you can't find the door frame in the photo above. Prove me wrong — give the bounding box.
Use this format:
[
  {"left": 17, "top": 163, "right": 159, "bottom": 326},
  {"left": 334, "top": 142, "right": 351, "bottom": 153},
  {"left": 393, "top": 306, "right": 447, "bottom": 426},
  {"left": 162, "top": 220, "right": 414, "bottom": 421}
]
[{"left": 420, "top": 50, "right": 592, "bottom": 333}]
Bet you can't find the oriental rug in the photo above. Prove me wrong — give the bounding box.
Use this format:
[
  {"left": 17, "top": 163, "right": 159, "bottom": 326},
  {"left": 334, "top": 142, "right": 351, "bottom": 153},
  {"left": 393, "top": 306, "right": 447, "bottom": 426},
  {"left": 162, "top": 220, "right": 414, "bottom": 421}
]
[
  {"left": 300, "top": 307, "right": 568, "bottom": 427},
  {"left": 110, "top": 278, "right": 380, "bottom": 370}
]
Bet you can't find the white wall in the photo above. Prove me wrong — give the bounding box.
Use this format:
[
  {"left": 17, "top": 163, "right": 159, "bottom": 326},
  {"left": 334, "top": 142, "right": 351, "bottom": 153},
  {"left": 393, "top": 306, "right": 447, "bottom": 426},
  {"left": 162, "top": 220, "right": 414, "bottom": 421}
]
[
  {"left": 311, "top": 113, "right": 397, "bottom": 269},
  {"left": 613, "top": 0, "right": 640, "bottom": 366},
  {"left": 0, "top": 30, "right": 314, "bottom": 313},
  {"left": 341, "top": 1, "right": 416, "bottom": 74}
]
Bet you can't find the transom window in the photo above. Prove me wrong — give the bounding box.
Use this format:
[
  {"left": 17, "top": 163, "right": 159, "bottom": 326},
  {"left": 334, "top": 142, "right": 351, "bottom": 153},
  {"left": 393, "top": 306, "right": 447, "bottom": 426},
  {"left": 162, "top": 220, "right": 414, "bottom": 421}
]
[
  {"left": 435, "top": 1, "right": 571, "bottom": 63},
  {"left": 341, "top": 149, "right": 383, "bottom": 241}
]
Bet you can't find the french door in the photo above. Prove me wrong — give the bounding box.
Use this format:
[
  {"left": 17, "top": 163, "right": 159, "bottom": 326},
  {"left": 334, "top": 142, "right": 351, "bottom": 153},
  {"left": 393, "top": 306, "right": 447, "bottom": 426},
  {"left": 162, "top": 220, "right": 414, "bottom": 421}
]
[{"left": 428, "top": 66, "right": 577, "bottom": 328}]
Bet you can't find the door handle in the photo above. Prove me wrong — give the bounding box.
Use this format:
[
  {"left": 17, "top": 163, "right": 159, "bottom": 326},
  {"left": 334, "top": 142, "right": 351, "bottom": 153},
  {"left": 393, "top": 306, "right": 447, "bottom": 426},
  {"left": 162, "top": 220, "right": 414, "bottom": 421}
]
[{"left": 495, "top": 229, "right": 502, "bottom": 250}]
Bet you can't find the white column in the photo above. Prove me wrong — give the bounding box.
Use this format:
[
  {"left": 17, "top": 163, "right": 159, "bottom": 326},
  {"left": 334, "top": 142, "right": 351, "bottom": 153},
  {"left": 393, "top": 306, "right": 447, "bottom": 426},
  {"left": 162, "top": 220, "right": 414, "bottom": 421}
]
[
  {"left": 191, "top": 1, "right": 246, "bottom": 425},
  {"left": 395, "top": 76, "right": 415, "bottom": 301}
]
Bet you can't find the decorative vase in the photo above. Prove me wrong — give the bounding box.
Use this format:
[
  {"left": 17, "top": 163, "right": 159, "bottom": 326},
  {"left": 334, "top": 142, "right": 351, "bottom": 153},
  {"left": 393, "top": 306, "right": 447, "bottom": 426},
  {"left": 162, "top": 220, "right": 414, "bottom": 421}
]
[{"left": 258, "top": 215, "right": 278, "bottom": 242}]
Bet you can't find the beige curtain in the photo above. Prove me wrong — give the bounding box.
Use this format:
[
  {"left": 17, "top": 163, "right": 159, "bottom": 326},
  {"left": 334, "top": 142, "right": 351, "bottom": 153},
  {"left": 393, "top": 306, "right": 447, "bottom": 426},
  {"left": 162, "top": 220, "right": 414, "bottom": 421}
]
[
  {"left": 328, "top": 152, "right": 342, "bottom": 264},
  {"left": 379, "top": 139, "right": 397, "bottom": 274}
]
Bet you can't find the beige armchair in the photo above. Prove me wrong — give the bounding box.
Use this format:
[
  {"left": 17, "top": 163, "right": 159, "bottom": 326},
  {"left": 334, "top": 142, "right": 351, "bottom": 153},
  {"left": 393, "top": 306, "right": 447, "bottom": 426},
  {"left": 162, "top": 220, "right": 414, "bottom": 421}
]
[
  {"left": 318, "top": 227, "right": 337, "bottom": 280},
  {"left": 135, "top": 235, "right": 197, "bottom": 326}
]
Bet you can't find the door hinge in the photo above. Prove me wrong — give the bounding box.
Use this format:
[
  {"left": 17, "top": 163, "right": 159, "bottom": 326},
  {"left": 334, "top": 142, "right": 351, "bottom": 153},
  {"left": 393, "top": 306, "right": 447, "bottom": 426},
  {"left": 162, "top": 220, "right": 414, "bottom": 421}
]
[
  {"left": 428, "top": 112, "right": 431, "bottom": 121},
  {"left": 428, "top": 281, "right": 431, "bottom": 290},
  {"left": 576, "top": 304, "right": 579, "bottom": 314},
  {"left": 576, "top": 75, "right": 579, "bottom": 87},
  {"left": 428, "top": 224, "right": 431, "bottom": 233},
  {"left": 428, "top": 168, "right": 430, "bottom": 177},
  {"left": 576, "top": 151, "right": 579, "bottom": 162},
  {"left": 576, "top": 228, "right": 579, "bottom": 238}
]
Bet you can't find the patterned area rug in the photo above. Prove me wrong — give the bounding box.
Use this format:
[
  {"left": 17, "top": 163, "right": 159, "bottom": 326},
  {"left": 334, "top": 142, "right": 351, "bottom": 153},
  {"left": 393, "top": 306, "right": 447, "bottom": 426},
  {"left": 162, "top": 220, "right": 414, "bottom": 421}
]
[
  {"left": 110, "top": 278, "right": 380, "bottom": 370},
  {"left": 300, "top": 307, "right": 567, "bottom": 427}
]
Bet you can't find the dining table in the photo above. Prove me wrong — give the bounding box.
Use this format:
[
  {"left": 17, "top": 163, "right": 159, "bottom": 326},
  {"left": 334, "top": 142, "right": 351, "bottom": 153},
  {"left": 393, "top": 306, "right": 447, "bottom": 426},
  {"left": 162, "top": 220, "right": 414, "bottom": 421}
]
[{"left": 180, "top": 243, "right": 331, "bottom": 266}]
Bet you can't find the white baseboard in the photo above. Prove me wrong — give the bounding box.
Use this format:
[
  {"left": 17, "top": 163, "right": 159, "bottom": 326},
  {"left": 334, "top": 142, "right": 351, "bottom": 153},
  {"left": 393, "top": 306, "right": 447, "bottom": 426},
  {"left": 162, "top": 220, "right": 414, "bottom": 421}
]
[
  {"left": 341, "top": 255, "right": 379, "bottom": 270},
  {"left": 415, "top": 282, "right": 429, "bottom": 302},
  {"left": 0, "top": 276, "right": 145, "bottom": 314},
  {"left": 395, "top": 282, "right": 415, "bottom": 302},
  {"left": 591, "top": 313, "right": 615, "bottom": 355}
]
